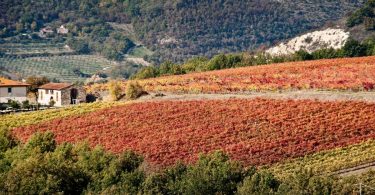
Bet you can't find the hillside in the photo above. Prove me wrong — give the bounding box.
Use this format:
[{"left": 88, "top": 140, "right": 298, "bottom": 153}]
[
  {"left": 132, "top": 0, "right": 364, "bottom": 62},
  {"left": 88, "top": 56, "right": 375, "bottom": 93},
  {"left": 266, "top": 0, "right": 375, "bottom": 56},
  {"left": 11, "top": 98, "right": 375, "bottom": 168},
  {"left": 266, "top": 28, "right": 350, "bottom": 56},
  {"left": 0, "top": 41, "right": 144, "bottom": 82},
  {"left": 0, "top": 0, "right": 364, "bottom": 63},
  {"left": 3, "top": 57, "right": 375, "bottom": 193}
]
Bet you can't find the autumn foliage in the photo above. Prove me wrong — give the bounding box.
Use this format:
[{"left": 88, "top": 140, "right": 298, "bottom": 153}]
[
  {"left": 13, "top": 98, "right": 375, "bottom": 167},
  {"left": 88, "top": 56, "right": 375, "bottom": 93}
]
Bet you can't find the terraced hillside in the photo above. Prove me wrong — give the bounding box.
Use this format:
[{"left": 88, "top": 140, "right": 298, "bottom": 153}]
[
  {"left": 0, "top": 42, "right": 144, "bottom": 82},
  {"left": 0, "top": 42, "right": 72, "bottom": 55},
  {"left": 0, "top": 55, "right": 118, "bottom": 82}
]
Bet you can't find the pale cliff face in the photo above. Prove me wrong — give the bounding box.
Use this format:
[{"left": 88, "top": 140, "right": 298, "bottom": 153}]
[{"left": 266, "top": 28, "right": 350, "bottom": 56}]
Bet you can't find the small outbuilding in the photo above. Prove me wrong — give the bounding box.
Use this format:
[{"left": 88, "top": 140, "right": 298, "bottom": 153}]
[
  {"left": 38, "top": 83, "right": 86, "bottom": 107},
  {"left": 39, "top": 26, "right": 54, "bottom": 38}
]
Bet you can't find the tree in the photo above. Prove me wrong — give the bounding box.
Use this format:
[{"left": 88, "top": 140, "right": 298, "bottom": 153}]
[
  {"left": 67, "top": 38, "right": 91, "bottom": 54},
  {"left": 30, "top": 21, "right": 38, "bottom": 31},
  {"left": 15, "top": 22, "right": 24, "bottom": 33},
  {"left": 131, "top": 67, "right": 159, "bottom": 80},
  {"left": 26, "top": 76, "right": 50, "bottom": 101},
  {"left": 364, "top": 17, "right": 375, "bottom": 30},
  {"left": 205, "top": 54, "right": 228, "bottom": 71},
  {"left": 182, "top": 57, "right": 209, "bottom": 73},
  {"left": 342, "top": 39, "right": 367, "bottom": 57},
  {"left": 294, "top": 50, "right": 313, "bottom": 61}
]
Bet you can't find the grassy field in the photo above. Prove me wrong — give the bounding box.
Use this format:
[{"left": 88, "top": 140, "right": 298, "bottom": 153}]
[{"left": 127, "top": 46, "right": 154, "bottom": 58}]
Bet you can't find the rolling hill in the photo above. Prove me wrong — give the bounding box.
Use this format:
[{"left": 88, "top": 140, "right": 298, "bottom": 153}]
[
  {"left": 88, "top": 56, "right": 375, "bottom": 93},
  {"left": 12, "top": 98, "right": 375, "bottom": 168},
  {"left": 2, "top": 56, "right": 375, "bottom": 193}
]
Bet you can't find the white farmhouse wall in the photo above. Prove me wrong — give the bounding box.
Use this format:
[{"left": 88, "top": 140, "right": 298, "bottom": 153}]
[
  {"left": 38, "top": 89, "right": 62, "bottom": 107},
  {"left": 0, "top": 87, "right": 28, "bottom": 103}
]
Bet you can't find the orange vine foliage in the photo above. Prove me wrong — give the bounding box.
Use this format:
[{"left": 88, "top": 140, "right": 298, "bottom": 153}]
[
  {"left": 13, "top": 99, "right": 375, "bottom": 167},
  {"left": 88, "top": 56, "right": 375, "bottom": 93}
]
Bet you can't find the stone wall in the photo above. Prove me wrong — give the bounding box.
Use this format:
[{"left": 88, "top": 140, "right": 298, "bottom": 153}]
[{"left": 61, "top": 86, "right": 86, "bottom": 106}]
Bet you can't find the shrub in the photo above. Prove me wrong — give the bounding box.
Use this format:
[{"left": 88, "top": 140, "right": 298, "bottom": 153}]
[
  {"left": 294, "top": 50, "right": 313, "bottom": 61},
  {"left": 141, "top": 162, "right": 187, "bottom": 194},
  {"left": 342, "top": 39, "right": 367, "bottom": 57},
  {"left": 237, "top": 171, "right": 280, "bottom": 195},
  {"left": 277, "top": 168, "right": 334, "bottom": 195},
  {"left": 49, "top": 99, "right": 56, "bottom": 107},
  {"left": 8, "top": 100, "right": 20, "bottom": 109},
  {"left": 131, "top": 67, "right": 159, "bottom": 80},
  {"left": 66, "top": 38, "right": 91, "bottom": 54},
  {"left": 108, "top": 80, "right": 123, "bottom": 101},
  {"left": 0, "top": 128, "right": 17, "bottom": 153},
  {"left": 181, "top": 57, "right": 209, "bottom": 73},
  {"left": 25, "top": 131, "right": 56, "bottom": 153},
  {"left": 178, "top": 151, "right": 246, "bottom": 195},
  {"left": 21, "top": 100, "right": 30, "bottom": 109},
  {"left": 205, "top": 53, "right": 228, "bottom": 70},
  {"left": 125, "top": 81, "right": 145, "bottom": 100}
]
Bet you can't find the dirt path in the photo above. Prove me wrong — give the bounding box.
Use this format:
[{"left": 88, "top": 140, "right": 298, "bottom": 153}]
[
  {"left": 137, "top": 90, "right": 375, "bottom": 103},
  {"left": 334, "top": 162, "right": 375, "bottom": 177}
]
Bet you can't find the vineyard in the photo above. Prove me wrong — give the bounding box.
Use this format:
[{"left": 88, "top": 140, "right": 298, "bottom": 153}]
[
  {"left": 0, "top": 41, "right": 146, "bottom": 82},
  {"left": 0, "top": 101, "right": 126, "bottom": 130},
  {"left": 0, "top": 55, "right": 119, "bottom": 82},
  {"left": 0, "top": 42, "right": 72, "bottom": 55},
  {"left": 12, "top": 98, "right": 375, "bottom": 167},
  {"left": 88, "top": 56, "right": 375, "bottom": 93},
  {"left": 268, "top": 139, "right": 375, "bottom": 178}
]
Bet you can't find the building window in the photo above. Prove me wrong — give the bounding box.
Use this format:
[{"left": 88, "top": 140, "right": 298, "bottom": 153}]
[
  {"left": 56, "top": 92, "right": 58, "bottom": 101},
  {"left": 50, "top": 90, "right": 54, "bottom": 94},
  {"left": 8, "top": 88, "right": 12, "bottom": 94},
  {"left": 46, "top": 89, "right": 49, "bottom": 94},
  {"left": 40, "top": 91, "right": 43, "bottom": 100}
]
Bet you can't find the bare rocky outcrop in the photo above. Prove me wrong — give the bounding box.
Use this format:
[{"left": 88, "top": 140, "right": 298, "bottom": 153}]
[{"left": 266, "top": 28, "right": 350, "bottom": 56}]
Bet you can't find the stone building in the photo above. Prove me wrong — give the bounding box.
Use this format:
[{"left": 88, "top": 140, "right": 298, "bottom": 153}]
[{"left": 38, "top": 83, "right": 86, "bottom": 107}]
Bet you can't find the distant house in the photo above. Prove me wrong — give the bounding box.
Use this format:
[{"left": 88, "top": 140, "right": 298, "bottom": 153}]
[
  {"left": 0, "top": 77, "right": 29, "bottom": 103},
  {"left": 57, "top": 25, "right": 69, "bottom": 34},
  {"left": 39, "top": 26, "right": 54, "bottom": 38},
  {"left": 38, "top": 83, "right": 86, "bottom": 107}
]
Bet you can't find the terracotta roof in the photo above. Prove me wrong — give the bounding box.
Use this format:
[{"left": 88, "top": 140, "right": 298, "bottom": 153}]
[
  {"left": 39, "top": 83, "right": 73, "bottom": 90},
  {"left": 0, "top": 77, "right": 30, "bottom": 87}
]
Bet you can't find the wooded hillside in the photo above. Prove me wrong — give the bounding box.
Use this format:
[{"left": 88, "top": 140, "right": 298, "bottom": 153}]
[{"left": 0, "top": 0, "right": 364, "bottom": 62}]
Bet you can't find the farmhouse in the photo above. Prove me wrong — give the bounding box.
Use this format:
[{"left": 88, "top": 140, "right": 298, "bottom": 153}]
[
  {"left": 39, "top": 26, "right": 54, "bottom": 38},
  {"left": 38, "top": 83, "right": 86, "bottom": 107},
  {"left": 0, "top": 77, "right": 29, "bottom": 103},
  {"left": 57, "top": 25, "right": 69, "bottom": 34}
]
